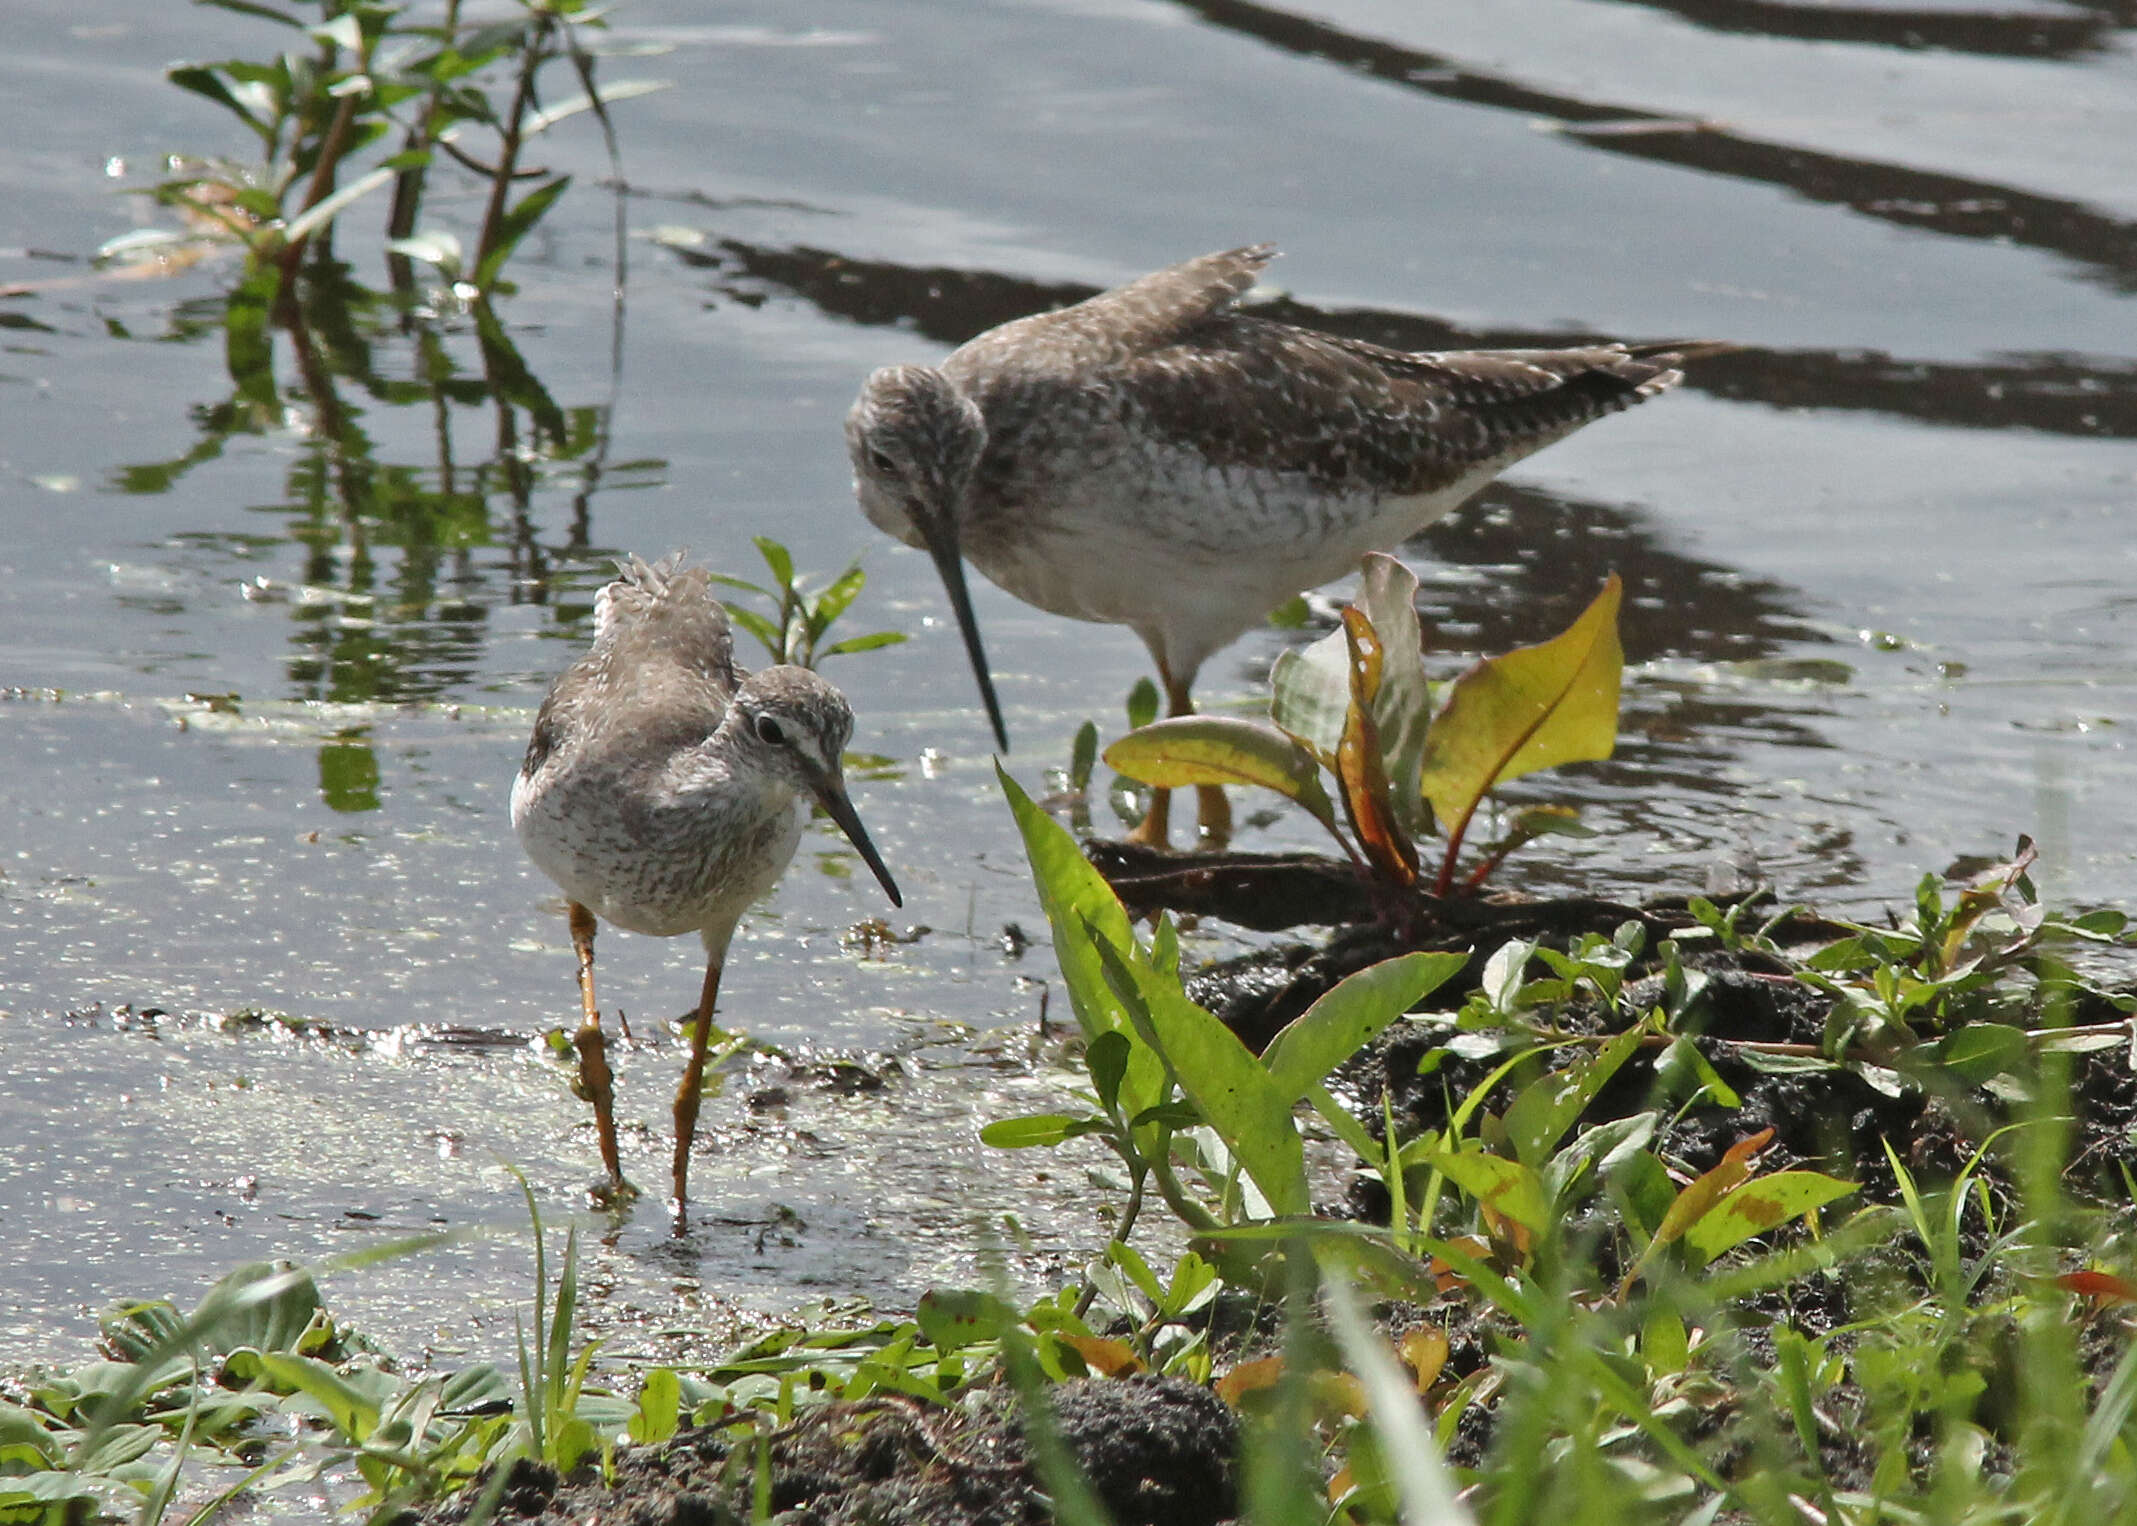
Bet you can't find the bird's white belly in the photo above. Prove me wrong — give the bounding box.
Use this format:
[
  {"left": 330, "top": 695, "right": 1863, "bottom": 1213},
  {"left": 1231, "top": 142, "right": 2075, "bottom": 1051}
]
[
  {"left": 512, "top": 769, "right": 806, "bottom": 941},
  {"left": 966, "top": 447, "right": 1493, "bottom": 673}
]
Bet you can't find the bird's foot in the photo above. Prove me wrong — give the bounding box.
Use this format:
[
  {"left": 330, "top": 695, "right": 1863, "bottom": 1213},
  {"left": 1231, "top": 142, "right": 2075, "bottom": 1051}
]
[{"left": 588, "top": 1174, "right": 641, "bottom": 1211}]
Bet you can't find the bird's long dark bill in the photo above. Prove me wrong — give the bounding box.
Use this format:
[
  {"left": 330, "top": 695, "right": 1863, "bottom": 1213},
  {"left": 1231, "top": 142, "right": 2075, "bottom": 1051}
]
[
  {"left": 915, "top": 514, "right": 1011, "bottom": 753},
  {"left": 810, "top": 774, "right": 903, "bottom": 908}
]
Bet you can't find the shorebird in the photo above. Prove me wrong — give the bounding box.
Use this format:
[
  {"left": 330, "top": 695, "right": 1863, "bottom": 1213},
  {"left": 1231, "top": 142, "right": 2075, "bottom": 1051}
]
[
  {"left": 511, "top": 554, "right": 902, "bottom": 1212},
  {"left": 847, "top": 244, "right": 1718, "bottom": 843}
]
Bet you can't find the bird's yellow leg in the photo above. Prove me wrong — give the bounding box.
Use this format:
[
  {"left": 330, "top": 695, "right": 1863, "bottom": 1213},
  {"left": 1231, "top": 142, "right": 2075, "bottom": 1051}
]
[
  {"left": 671, "top": 956, "right": 724, "bottom": 1215},
  {"left": 1124, "top": 662, "right": 1229, "bottom": 848},
  {"left": 568, "top": 902, "right": 632, "bottom": 1197}
]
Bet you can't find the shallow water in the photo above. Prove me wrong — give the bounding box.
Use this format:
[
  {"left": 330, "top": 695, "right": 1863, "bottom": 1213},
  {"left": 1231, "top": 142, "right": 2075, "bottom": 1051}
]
[{"left": 2, "top": 0, "right": 2132, "bottom": 1367}]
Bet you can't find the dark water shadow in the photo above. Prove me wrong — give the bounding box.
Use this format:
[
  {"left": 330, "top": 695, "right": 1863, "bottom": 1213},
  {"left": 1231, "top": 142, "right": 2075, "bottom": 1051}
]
[
  {"left": 670, "top": 234, "right": 2137, "bottom": 443},
  {"left": 1601, "top": 0, "right": 2131, "bottom": 61},
  {"left": 1170, "top": 0, "right": 2137, "bottom": 297}
]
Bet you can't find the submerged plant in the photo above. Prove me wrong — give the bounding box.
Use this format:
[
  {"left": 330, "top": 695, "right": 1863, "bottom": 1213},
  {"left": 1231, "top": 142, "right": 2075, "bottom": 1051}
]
[{"left": 1104, "top": 552, "right": 1622, "bottom": 897}]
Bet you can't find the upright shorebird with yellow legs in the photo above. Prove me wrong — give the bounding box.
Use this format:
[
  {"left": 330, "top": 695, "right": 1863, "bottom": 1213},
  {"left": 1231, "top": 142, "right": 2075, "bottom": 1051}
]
[
  {"left": 511, "top": 554, "right": 902, "bottom": 1216},
  {"left": 847, "top": 244, "right": 1721, "bottom": 845}
]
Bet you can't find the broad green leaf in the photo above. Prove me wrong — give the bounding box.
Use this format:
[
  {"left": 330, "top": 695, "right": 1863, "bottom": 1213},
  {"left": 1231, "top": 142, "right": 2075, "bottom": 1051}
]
[
  {"left": 1432, "top": 1145, "right": 1550, "bottom": 1233},
  {"left": 1503, "top": 1022, "right": 1645, "bottom": 1168},
  {"left": 1681, "top": 1171, "right": 1859, "bottom": 1264},
  {"left": 753, "top": 537, "right": 796, "bottom": 590},
  {"left": 1103, "top": 716, "right": 1342, "bottom": 840},
  {"left": 1417, "top": 573, "right": 1624, "bottom": 836},
  {"left": 998, "top": 767, "right": 1168, "bottom": 1127},
  {"left": 628, "top": 1368, "right": 681, "bottom": 1445},
  {"left": 1355, "top": 554, "right": 1433, "bottom": 837},
  {"left": 1083, "top": 914, "right": 1309, "bottom": 1217},
  {"left": 256, "top": 1353, "right": 381, "bottom": 1440},
  {"left": 915, "top": 1288, "right": 1017, "bottom": 1352},
  {"left": 1087, "top": 1030, "right": 1130, "bottom": 1112},
  {"left": 809, "top": 564, "right": 868, "bottom": 631},
  {"left": 1261, "top": 952, "right": 1467, "bottom": 1104},
  {"left": 1932, "top": 1022, "right": 2029, "bottom": 1085},
  {"left": 1269, "top": 623, "right": 1350, "bottom": 765}
]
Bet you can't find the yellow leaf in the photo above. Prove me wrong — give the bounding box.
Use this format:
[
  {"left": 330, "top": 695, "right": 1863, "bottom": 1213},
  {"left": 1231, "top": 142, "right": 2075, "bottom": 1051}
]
[
  {"left": 1060, "top": 1334, "right": 1146, "bottom": 1377},
  {"left": 1216, "top": 1354, "right": 1286, "bottom": 1406},
  {"left": 1104, "top": 715, "right": 1343, "bottom": 840},
  {"left": 1417, "top": 574, "right": 1624, "bottom": 838},
  {"left": 1400, "top": 1327, "right": 1449, "bottom": 1393}
]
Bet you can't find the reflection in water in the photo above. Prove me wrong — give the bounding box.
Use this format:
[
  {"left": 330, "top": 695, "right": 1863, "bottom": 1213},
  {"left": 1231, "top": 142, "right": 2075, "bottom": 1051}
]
[
  {"left": 108, "top": 253, "right": 664, "bottom": 797},
  {"left": 1172, "top": 0, "right": 2137, "bottom": 297}
]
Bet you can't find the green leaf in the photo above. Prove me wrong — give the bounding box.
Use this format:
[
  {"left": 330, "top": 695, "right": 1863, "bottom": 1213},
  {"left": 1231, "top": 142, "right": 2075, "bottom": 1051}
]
[
  {"left": 1104, "top": 716, "right": 1342, "bottom": 840},
  {"left": 1932, "top": 1022, "right": 2030, "bottom": 1085},
  {"left": 473, "top": 175, "right": 572, "bottom": 291},
  {"left": 915, "top": 1289, "right": 1017, "bottom": 1352},
  {"left": 1503, "top": 1023, "right": 1645, "bottom": 1168},
  {"left": 1125, "top": 677, "right": 1160, "bottom": 731},
  {"left": 628, "top": 1368, "right": 681, "bottom": 1445},
  {"left": 1681, "top": 1171, "right": 1859, "bottom": 1264},
  {"left": 1261, "top": 952, "right": 1466, "bottom": 1104},
  {"left": 979, "top": 1114, "right": 1096, "bottom": 1149},
  {"left": 1417, "top": 573, "right": 1624, "bottom": 836},
  {"left": 256, "top": 1353, "right": 381, "bottom": 1441},
  {"left": 998, "top": 766, "right": 1169, "bottom": 1130},
  {"left": 198, "top": 0, "right": 306, "bottom": 24},
  {"left": 1083, "top": 914, "right": 1309, "bottom": 1217},
  {"left": 754, "top": 537, "right": 796, "bottom": 591},
  {"left": 1068, "top": 720, "right": 1099, "bottom": 793},
  {"left": 1269, "top": 623, "right": 1350, "bottom": 765},
  {"left": 1088, "top": 1030, "right": 1130, "bottom": 1112},
  {"left": 810, "top": 564, "right": 868, "bottom": 631},
  {"left": 820, "top": 630, "right": 907, "bottom": 657},
  {"left": 522, "top": 79, "right": 673, "bottom": 134},
  {"left": 282, "top": 165, "right": 397, "bottom": 246},
  {"left": 1432, "top": 1145, "right": 1551, "bottom": 1233},
  {"left": 166, "top": 64, "right": 278, "bottom": 139},
  {"left": 1266, "top": 594, "right": 1311, "bottom": 629},
  {"left": 727, "top": 606, "right": 782, "bottom": 658}
]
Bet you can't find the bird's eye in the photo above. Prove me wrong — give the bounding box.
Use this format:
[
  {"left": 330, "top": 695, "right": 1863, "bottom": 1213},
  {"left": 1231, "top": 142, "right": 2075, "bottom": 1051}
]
[
  {"left": 754, "top": 714, "right": 786, "bottom": 747},
  {"left": 867, "top": 447, "right": 896, "bottom": 475}
]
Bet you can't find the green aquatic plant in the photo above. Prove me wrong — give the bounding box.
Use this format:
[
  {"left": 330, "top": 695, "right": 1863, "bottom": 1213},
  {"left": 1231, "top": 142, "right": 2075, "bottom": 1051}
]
[
  {"left": 119, "top": 0, "right": 662, "bottom": 304},
  {"left": 707, "top": 537, "right": 908, "bottom": 671},
  {"left": 1104, "top": 552, "right": 1622, "bottom": 897}
]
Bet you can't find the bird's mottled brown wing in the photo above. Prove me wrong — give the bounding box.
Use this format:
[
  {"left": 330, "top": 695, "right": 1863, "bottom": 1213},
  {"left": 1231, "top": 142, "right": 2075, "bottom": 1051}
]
[
  {"left": 947, "top": 246, "right": 1278, "bottom": 378},
  {"left": 1109, "top": 316, "right": 1690, "bottom": 496},
  {"left": 523, "top": 554, "right": 739, "bottom": 780}
]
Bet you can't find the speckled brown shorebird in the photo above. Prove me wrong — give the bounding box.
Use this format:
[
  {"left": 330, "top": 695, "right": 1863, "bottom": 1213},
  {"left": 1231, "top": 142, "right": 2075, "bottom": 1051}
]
[
  {"left": 847, "top": 244, "right": 1721, "bottom": 843},
  {"left": 511, "top": 554, "right": 901, "bottom": 1214}
]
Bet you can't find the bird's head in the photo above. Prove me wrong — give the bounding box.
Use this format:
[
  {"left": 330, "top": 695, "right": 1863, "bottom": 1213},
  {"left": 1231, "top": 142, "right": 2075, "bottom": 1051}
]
[
  {"left": 730, "top": 667, "right": 901, "bottom": 909},
  {"left": 846, "top": 366, "right": 1008, "bottom": 752}
]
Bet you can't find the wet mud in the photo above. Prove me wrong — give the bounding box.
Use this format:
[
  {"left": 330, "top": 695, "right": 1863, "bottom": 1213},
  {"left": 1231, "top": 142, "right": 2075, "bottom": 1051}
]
[{"left": 419, "top": 1376, "right": 1237, "bottom": 1526}]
